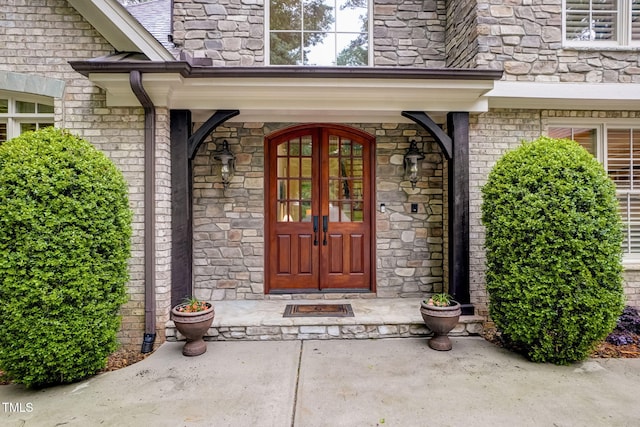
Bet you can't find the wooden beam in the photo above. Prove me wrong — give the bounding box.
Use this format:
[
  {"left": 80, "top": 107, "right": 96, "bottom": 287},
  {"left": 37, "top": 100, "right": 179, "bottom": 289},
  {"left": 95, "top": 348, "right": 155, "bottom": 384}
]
[
  {"left": 401, "top": 111, "right": 453, "bottom": 160},
  {"left": 188, "top": 110, "right": 239, "bottom": 160},
  {"left": 171, "top": 110, "right": 193, "bottom": 306},
  {"left": 447, "top": 112, "right": 473, "bottom": 315}
]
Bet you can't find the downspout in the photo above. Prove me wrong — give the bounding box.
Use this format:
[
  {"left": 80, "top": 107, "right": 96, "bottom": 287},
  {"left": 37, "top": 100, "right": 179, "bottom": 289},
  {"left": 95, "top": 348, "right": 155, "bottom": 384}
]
[{"left": 130, "top": 70, "right": 157, "bottom": 353}]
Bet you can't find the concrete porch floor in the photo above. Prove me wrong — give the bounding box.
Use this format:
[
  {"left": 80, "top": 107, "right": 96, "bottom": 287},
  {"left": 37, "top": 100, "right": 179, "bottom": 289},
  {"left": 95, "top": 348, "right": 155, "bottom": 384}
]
[{"left": 166, "top": 298, "right": 486, "bottom": 341}]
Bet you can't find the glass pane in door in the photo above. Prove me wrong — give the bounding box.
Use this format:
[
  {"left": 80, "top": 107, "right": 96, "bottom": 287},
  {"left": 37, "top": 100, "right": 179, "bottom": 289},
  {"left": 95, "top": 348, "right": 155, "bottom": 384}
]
[
  {"left": 328, "top": 136, "right": 364, "bottom": 222},
  {"left": 276, "top": 136, "right": 313, "bottom": 222}
]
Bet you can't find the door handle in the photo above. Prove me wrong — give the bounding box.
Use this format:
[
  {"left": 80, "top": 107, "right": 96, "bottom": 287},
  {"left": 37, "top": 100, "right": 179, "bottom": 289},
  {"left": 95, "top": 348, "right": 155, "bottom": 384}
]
[
  {"left": 313, "top": 216, "right": 318, "bottom": 246},
  {"left": 322, "top": 215, "right": 328, "bottom": 246}
]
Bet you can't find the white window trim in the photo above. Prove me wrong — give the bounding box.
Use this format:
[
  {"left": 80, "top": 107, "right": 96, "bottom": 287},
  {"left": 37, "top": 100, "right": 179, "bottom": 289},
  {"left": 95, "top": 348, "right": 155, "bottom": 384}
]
[
  {"left": 547, "top": 118, "right": 640, "bottom": 262},
  {"left": 562, "top": 0, "right": 640, "bottom": 49},
  {"left": 264, "top": 0, "right": 374, "bottom": 67},
  {"left": 0, "top": 91, "right": 54, "bottom": 142}
]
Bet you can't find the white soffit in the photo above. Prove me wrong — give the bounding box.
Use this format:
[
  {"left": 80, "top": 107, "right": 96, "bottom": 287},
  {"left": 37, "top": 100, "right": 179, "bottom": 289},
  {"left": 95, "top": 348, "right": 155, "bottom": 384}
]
[
  {"left": 87, "top": 73, "right": 495, "bottom": 123},
  {"left": 67, "top": 0, "right": 173, "bottom": 61},
  {"left": 487, "top": 81, "right": 640, "bottom": 110}
]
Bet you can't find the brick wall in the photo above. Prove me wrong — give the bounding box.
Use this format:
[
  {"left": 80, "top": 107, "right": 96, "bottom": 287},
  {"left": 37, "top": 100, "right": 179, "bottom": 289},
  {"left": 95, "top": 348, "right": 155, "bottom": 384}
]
[
  {"left": 468, "top": 109, "right": 545, "bottom": 316},
  {"left": 0, "top": 1, "right": 166, "bottom": 349},
  {"left": 469, "top": 108, "right": 640, "bottom": 315},
  {"left": 191, "top": 122, "right": 446, "bottom": 301},
  {"left": 541, "top": 110, "right": 640, "bottom": 309},
  {"left": 154, "top": 109, "right": 173, "bottom": 342}
]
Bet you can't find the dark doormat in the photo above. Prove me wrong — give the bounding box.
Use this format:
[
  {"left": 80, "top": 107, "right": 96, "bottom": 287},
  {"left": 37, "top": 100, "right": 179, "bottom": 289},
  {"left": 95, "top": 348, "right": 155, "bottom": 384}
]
[{"left": 283, "top": 304, "right": 354, "bottom": 318}]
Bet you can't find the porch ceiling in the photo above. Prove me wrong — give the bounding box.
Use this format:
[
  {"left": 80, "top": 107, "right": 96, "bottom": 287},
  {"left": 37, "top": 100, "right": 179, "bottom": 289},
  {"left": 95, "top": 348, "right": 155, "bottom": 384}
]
[{"left": 70, "top": 63, "right": 502, "bottom": 123}]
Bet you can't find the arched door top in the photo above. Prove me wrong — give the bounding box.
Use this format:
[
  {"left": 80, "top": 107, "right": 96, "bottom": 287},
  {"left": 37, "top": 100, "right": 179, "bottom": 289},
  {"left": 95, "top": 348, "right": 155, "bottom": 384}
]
[{"left": 267, "top": 123, "right": 375, "bottom": 142}]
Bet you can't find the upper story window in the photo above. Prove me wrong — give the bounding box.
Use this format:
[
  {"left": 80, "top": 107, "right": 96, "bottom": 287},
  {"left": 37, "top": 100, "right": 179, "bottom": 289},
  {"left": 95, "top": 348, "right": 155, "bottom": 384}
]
[
  {"left": 564, "top": 0, "right": 640, "bottom": 47},
  {"left": 0, "top": 92, "right": 54, "bottom": 144},
  {"left": 267, "top": 0, "right": 369, "bottom": 66}
]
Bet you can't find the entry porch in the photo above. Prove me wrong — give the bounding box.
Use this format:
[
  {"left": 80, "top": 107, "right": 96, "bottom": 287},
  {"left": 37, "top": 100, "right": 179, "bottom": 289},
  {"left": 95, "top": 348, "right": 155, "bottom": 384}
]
[{"left": 166, "top": 298, "right": 485, "bottom": 341}]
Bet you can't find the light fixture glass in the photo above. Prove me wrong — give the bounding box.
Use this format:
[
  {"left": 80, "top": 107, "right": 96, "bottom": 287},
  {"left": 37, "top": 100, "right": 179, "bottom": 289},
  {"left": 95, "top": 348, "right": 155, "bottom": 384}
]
[
  {"left": 404, "top": 140, "right": 425, "bottom": 189},
  {"left": 214, "top": 140, "right": 235, "bottom": 189}
]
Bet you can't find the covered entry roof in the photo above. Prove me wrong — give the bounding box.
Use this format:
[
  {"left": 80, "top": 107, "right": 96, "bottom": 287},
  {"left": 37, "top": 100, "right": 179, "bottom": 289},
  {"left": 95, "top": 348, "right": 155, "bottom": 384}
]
[
  {"left": 67, "top": 0, "right": 501, "bottom": 123},
  {"left": 70, "top": 62, "right": 503, "bottom": 123}
]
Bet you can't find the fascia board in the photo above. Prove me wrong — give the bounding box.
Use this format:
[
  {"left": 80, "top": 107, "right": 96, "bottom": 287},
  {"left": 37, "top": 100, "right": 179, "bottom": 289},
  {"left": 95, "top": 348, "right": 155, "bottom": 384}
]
[
  {"left": 67, "top": 0, "right": 173, "bottom": 61},
  {"left": 487, "top": 81, "right": 640, "bottom": 110},
  {"left": 88, "top": 72, "right": 493, "bottom": 117}
]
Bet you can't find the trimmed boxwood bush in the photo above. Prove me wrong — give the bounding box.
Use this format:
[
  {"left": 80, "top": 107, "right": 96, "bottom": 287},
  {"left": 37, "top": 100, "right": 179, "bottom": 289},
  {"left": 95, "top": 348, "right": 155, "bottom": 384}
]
[
  {"left": 0, "top": 128, "right": 132, "bottom": 387},
  {"left": 481, "top": 136, "right": 624, "bottom": 364}
]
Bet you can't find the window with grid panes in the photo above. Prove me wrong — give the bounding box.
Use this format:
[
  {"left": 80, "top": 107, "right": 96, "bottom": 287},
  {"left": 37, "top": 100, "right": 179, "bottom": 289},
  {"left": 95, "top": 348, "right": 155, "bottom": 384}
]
[
  {"left": 564, "top": 0, "right": 640, "bottom": 46},
  {"left": 549, "top": 125, "right": 640, "bottom": 256},
  {"left": 268, "top": 0, "right": 369, "bottom": 66},
  {"left": 0, "top": 92, "right": 54, "bottom": 145}
]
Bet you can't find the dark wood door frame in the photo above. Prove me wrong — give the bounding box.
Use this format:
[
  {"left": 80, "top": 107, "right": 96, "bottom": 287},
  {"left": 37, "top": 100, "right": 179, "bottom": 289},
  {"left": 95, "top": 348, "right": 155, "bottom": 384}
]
[
  {"left": 170, "top": 109, "right": 239, "bottom": 306},
  {"left": 264, "top": 124, "right": 376, "bottom": 294},
  {"left": 402, "top": 111, "right": 473, "bottom": 315}
]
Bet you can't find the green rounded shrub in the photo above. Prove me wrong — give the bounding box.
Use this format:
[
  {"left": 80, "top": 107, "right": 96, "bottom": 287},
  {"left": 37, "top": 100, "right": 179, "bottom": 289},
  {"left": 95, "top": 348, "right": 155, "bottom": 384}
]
[
  {"left": 481, "top": 136, "right": 624, "bottom": 364},
  {"left": 0, "top": 128, "right": 131, "bottom": 387}
]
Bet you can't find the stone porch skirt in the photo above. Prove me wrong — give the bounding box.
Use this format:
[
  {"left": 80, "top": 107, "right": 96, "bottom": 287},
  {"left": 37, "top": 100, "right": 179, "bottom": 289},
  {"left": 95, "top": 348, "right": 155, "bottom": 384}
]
[{"left": 166, "top": 298, "right": 485, "bottom": 341}]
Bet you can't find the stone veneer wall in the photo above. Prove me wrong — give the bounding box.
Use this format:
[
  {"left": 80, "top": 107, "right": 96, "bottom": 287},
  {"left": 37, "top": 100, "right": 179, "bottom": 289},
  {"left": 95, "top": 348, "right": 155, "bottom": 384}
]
[
  {"left": 191, "top": 122, "right": 446, "bottom": 301},
  {"left": 372, "top": 0, "right": 446, "bottom": 67},
  {"left": 444, "top": 0, "right": 478, "bottom": 68},
  {"left": 469, "top": 109, "right": 640, "bottom": 316},
  {"left": 0, "top": 1, "right": 171, "bottom": 349},
  {"left": 475, "top": 0, "right": 640, "bottom": 82},
  {"left": 173, "top": 0, "right": 447, "bottom": 67},
  {"left": 173, "top": 0, "right": 265, "bottom": 65}
]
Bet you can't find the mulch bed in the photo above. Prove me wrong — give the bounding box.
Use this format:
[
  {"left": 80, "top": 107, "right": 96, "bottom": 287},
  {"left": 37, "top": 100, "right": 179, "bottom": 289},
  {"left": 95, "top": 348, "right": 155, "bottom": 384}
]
[
  {"left": 591, "top": 336, "right": 640, "bottom": 358},
  {"left": 100, "top": 348, "right": 152, "bottom": 372}
]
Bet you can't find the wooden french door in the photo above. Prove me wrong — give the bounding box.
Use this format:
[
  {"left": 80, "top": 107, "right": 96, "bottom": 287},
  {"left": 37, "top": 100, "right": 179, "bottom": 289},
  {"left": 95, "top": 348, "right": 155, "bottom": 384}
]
[{"left": 265, "top": 124, "right": 375, "bottom": 292}]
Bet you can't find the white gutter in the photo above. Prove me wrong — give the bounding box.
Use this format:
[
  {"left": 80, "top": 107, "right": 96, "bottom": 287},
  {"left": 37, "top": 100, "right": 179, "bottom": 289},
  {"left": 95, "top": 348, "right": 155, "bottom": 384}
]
[{"left": 486, "top": 81, "right": 640, "bottom": 110}]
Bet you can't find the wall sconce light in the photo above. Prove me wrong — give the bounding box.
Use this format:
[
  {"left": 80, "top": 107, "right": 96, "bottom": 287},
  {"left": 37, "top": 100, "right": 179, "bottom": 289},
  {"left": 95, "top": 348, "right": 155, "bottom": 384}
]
[
  {"left": 214, "top": 139, "right": 235, "bottom": 189},
  {"left": 404, "top": 139, "right": 425, "bottom": 189}
]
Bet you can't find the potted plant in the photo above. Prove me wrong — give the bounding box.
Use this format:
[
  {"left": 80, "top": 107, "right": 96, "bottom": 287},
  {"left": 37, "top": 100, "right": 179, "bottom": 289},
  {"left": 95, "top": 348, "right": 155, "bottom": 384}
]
[
  {"left": 171, "top": 297, "right": 215, "bottom": 356},
  {"left": 420, "top": 293, "right": 461, "bottom": 351}
]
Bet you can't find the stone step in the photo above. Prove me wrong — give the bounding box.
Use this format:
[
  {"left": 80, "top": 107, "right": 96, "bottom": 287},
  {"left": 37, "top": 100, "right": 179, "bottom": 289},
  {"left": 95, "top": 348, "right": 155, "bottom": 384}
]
[{"left": 166, "top": 298, "right": 485, "bottom": 341}]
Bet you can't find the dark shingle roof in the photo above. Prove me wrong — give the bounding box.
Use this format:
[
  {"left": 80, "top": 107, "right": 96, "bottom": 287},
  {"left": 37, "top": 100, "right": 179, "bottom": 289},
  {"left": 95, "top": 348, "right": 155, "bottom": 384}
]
[{"left": 126, "top": 0, "right": 173, "bottom": 50}]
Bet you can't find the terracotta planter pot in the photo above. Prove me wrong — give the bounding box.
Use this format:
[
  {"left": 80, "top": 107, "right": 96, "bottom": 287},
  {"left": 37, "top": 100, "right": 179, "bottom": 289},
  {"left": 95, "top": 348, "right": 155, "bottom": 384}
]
[
  {"left": 420, "top": 300, "right": 461, "bottom": 351},
  {"left": 171, "top": 304, "right": 215, "bottom": 356}
]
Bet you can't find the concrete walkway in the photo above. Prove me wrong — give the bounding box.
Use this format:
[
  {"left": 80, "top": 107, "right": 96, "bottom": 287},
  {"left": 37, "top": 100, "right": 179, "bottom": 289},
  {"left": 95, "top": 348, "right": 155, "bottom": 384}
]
[{"left": 1, "top": 337, "right": 639, "bottom": 426}]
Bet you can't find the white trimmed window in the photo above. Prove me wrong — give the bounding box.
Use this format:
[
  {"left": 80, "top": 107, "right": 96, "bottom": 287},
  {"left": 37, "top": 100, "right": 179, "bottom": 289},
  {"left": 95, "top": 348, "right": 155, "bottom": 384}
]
[
  {"left": 548, "top": 123, "right": 640, "bottom": 257},
  {"left": 267, "top": 0, "right": 370, "bottom": 66},
  {"left": 0, "top": 92, "right": 54, "bottom": 144},
  {"left": 563, "top": 0, "right": 640, "bottom": 47}
]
